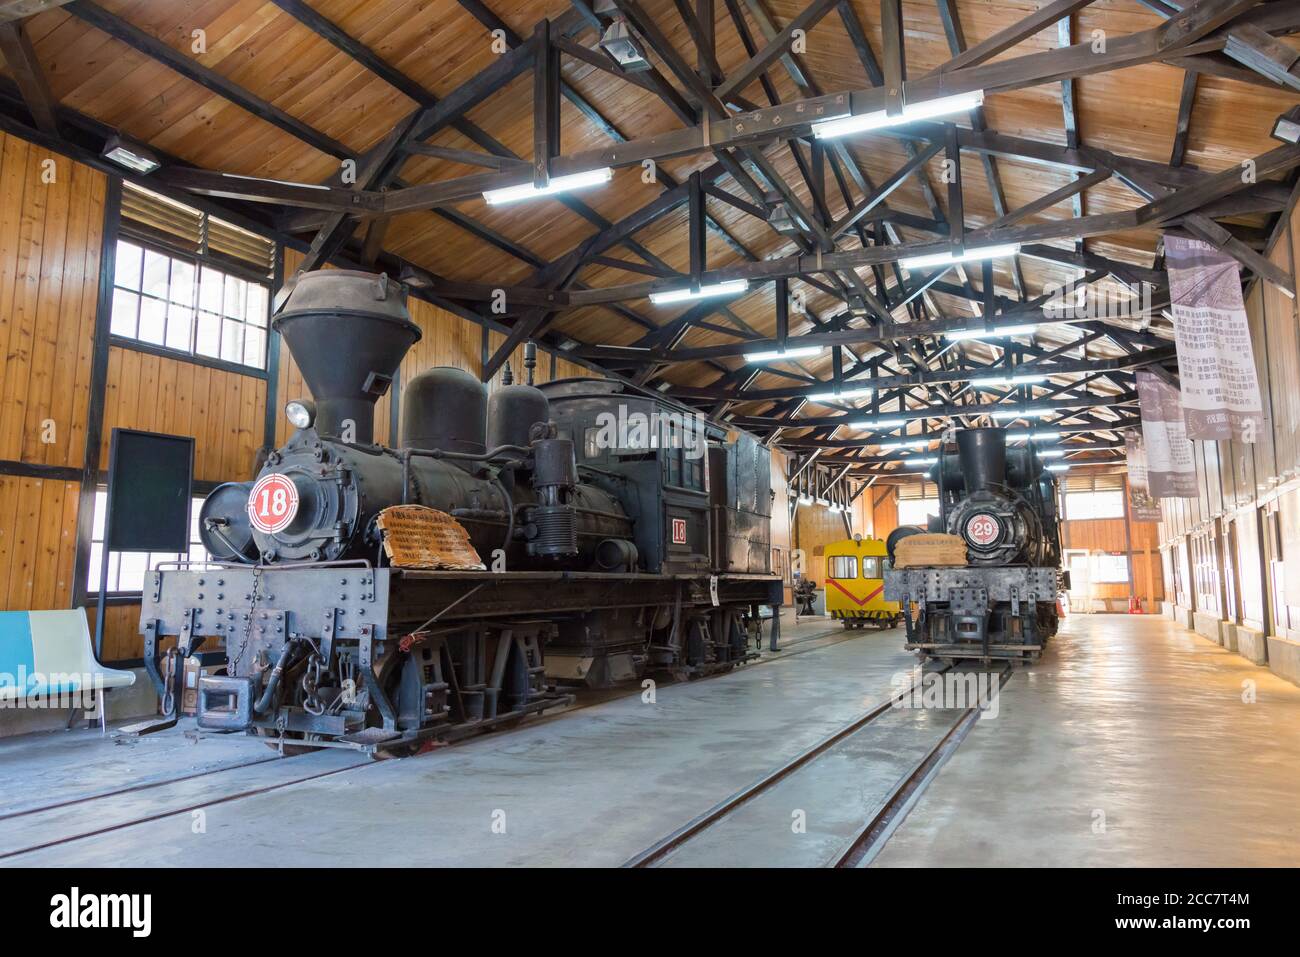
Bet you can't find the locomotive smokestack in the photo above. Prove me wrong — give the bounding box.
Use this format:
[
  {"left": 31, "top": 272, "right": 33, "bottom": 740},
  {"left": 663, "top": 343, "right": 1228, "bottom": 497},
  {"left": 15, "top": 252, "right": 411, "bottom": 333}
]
[
  {"left": 956, "top": 427, "right": 1007, "bottom": 492},
  {"left": 273, "top": 271, "right": 421, "bottom": 444}
]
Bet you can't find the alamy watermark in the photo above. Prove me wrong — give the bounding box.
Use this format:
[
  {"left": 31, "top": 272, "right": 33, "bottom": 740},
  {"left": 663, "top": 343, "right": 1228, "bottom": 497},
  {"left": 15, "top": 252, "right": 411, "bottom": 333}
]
[
  {"left": 0, "top": 670, "right": 104, "bottom": 712},
  {"left": 1042, "top": 278, "right": 1155, "bottom": 323},
  {"left": 589, "top": 404, "right": 708, "bottom": 460},
  {"left": 890, "top": 666, "right": 1001, "bottom": 719}
]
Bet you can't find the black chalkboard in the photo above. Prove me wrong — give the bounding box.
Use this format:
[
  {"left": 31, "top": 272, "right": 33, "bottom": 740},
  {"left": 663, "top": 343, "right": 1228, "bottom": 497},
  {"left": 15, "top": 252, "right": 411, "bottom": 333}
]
[{"left": 104, "top": 428, "right": 194, "bottom": 552}]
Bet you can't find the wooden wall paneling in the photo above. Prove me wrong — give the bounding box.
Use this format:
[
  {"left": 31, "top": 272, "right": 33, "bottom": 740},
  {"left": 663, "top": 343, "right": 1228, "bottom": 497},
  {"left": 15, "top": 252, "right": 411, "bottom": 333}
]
[
  {"left": 0, "top": 142, "right": 48, "bottom": 467},
  {"left": 872, "top": 486, "right": 899, "bottom": 543}
]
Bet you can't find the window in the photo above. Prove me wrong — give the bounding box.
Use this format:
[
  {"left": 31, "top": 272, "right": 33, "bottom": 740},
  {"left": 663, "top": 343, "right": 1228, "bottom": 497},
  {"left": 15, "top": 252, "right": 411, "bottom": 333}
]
[
  {"left": 1063, "top": 474, "right": 1126, "bottom": 520},
  {"left": 86, "top": 490, "right": 212, "bottom": 595},
  {"left": 1065, "top": 490, "right": 1124, "bottom": 520},
  {"left": 898, "top": 497, "right": 938, "bottom": 527},
  {"left": 828, "top": 556, "right": 857, "bottom": 579},
  {"left": 111, "top": 185, "right": 274, "bottom": 370},
  {"left": 861, "top": 556, "right": 880, "bottom": 578},
  {"left": 661, "top": 419, "right": 706, "bottom": 491},
  {"left": 1093, "top": 553, "right": 1130, "bottom": 583}
]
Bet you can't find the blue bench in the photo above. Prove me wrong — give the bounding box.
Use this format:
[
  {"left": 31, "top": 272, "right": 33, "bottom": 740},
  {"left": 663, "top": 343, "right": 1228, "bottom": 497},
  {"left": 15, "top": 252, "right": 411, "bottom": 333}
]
[{"left": 0, "top": 610, "right": 136, "bottom": 732}]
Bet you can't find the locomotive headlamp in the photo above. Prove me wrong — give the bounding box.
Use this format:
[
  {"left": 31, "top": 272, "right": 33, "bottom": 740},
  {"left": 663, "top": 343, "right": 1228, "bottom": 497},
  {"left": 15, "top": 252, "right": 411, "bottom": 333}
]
[{"left": 285, "top": 399, "right": 316, "bottom": 429}]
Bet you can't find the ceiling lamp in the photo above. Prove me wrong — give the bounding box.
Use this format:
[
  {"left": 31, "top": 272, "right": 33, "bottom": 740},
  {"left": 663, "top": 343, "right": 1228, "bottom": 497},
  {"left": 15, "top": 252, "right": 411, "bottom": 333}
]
[
  {"left": 990, "top": 407, "right": 1051, "bottom": 420},
  {"left": 598, "top": 15, "right": 652, "bottom": 72},
  {"left": 1272, "top": 106, "right": 1300, "bottom": 144},
  {"left": 806, "top": 386, "right": 874, "bottom": 403},
  {"left": 945, "top": 322, "right": 1048, "bottom": 341},
  {"left": 900, "top": 243, "right": 1021, "bottom": 271},
  {"left": 483, "top": 168, "right": 613, "bottom": 205},
  {"left": 744, "top": 344, "right": 824, "bottom": 363},
  {"left": 650, "top": 279, "right": 748, "bottom": 305},
  {"left": 102, "top": 135, "right": 161, "bottom": 174},
  {"left": 850, "top": 417, "right": 909, "bottom": 429},
  {"left": 969, "top": 373, "right": 1048, "bottom": 387},
  {"left": 812, "top": 91, "right": 985, "bottom": 139}
]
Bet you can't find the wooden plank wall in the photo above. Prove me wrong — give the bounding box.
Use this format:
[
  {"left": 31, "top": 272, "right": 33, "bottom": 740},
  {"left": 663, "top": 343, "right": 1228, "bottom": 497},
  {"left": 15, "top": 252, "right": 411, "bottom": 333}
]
[
  {"left": 1064, "top": 510, "right": 1164, "bottom": 606},
  {"left": 0, "top": 132, "right": 105, "bottom": 642}
]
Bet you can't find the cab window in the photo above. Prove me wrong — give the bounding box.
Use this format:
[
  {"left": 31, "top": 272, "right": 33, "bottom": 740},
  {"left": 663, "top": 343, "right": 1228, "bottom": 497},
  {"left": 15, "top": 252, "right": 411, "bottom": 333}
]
[
  {"left": 861, "top": 556, "right": 881, "bottom": 579},
  {"left": 828, "top": 556, "right": 857, "bottom": 579}
]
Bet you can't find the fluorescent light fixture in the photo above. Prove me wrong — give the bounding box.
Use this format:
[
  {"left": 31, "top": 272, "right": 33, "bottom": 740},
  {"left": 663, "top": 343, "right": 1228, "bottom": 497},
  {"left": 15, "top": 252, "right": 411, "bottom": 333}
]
[
  {"left": 797, "top": 494, "right": 815, "bottom": 506},
  {"left": 850, "top": 417, "right": 908, "bottom": 429},
  {"left": 1009, "top": 429, "right": 1062, "bottom": 441},
  {"left": 900, "top": 243, "right": 1021, "bottom": 271},
  {"left": 902, "top": 457, "right": 938, "bottom": 467},
  {"left": 945, "top": 323, "right": 1043, "bottom": 341},
  {"left": 650, "top": 279, "right": 749, "bottom": 305},
  {"left": 878, "top": 438, "right": 932, "bottom": 450},
  {"left": 1045, "top": 463, "right": 1070, "bottom": 472},
  {"left": 806, "top": 386, "right": 874, "bottom": 403},
  {"left": 969, "top": 373, "right": 1048, "bottom": 388},
  {"left": 744, "top": 345, "right": 824, "bottom": 363},
  {"left": 827, "top": 502, "right": 843, "bottom": 513},
  {"left": 991, "top": 406, "right": 1051, "bottom": 420},
  {"left": 483, "top": 167, "right": 613, "bottom": 205},
  {"left": 1037, "top": 449, "right": 1066, "bottom": 459},
  {"left": 1273, "top": 107, "right": 1300, "bottom": 144},
  {"left": 102, "top": 135, "right": 161, "bottom": 174},
  {"left": 812, "top": 91, "right": 985, "bottom": 139}
]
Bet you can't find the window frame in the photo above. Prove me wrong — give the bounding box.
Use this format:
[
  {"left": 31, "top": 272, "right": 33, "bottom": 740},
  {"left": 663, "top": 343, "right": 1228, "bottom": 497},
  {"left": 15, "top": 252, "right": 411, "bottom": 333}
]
[
  {"left": 1064, "top": 489, "right": 1126, "bottom": 520},
  {"left": 83, "top": 487, "right": 215, "bottom": 600},
  {"left": 110, "top": 232, "right": 273, "bottom": 375},
  {"left": 828, "top": 555, "right": 858, "bottom": 580}
]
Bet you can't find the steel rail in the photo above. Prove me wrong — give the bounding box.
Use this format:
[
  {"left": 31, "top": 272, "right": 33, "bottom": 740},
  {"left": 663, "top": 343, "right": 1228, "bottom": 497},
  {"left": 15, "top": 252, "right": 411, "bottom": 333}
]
[
  {"left": 622, "top": 661, "right": 958, "bottom": 867},
  {"left": 832, "top": 665, "right": 1015, "bottom": 868}
]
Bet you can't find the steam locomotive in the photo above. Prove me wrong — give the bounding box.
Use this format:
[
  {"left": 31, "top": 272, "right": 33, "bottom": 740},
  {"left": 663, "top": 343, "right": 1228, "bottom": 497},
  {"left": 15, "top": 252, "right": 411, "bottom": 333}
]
[
  {"left": 883, "top": 427, "right": 1064, "bottom": 662},
  {"left": 137, "top": 271, "right": 781, "bottom": 754}
]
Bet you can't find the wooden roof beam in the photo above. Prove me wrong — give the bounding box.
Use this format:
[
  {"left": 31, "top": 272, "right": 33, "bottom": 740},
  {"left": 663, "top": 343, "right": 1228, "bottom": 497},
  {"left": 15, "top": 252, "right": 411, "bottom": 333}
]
[{"left": 0, "top": 18, "right": 59, "bottom": 136}]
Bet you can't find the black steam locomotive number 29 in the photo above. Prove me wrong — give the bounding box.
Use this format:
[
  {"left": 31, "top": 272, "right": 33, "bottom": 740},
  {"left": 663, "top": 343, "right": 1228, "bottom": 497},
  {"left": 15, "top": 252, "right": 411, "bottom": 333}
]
[
  {"left": 137, "top": 271, "right": 782, "bottom": 756},
  {"left": 884, "top": 427, "right": 1067, "bottom": 663}
]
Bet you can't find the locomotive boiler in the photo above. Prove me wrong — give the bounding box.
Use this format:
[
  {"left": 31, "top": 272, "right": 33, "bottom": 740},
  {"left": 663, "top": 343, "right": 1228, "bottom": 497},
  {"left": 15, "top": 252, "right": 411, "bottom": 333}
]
[
  {"left": 883, "top": 427, "right": 1064, "bottom": 662},
  {"left": 137, "top": 271, "right": 781, "bottom": 754}
]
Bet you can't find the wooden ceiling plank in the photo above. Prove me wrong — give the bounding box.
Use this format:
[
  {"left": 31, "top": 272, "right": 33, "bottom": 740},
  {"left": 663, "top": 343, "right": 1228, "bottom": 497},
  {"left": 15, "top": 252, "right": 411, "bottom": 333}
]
[{"left": 66, "top": 0, "right": 349, "bottom": 160}]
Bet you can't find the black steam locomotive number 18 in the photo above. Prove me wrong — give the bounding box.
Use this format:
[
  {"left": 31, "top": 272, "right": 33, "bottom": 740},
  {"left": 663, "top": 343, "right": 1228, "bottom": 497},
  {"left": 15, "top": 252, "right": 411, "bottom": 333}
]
[{"left": 136, "top": 271, "right": 782, "bottom": 756}]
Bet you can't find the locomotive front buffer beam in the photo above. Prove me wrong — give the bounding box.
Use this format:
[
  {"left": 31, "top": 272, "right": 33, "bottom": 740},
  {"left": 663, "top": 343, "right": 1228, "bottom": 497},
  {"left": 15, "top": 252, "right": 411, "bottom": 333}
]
[
  {"left": 136, "top": 562, "right": 396, "bottom": 746},
  {"left": 884, "top": 566, "right": 1062, "bottom": 663}
]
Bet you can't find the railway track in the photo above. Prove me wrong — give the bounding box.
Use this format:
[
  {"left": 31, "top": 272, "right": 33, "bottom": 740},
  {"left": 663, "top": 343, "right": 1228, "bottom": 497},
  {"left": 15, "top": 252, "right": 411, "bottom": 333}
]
[
  {"left": 623, "top": 664, "right": 1012, "bottom": 868},
  {"left": 1, "top": 621, "right": 873, "bottom": 862}
]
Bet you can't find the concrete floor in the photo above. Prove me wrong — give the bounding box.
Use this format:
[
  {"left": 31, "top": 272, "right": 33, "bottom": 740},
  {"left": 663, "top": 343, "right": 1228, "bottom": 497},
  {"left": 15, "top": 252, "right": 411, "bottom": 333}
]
[
  {"left": 4, "top": 612, "right": 1299, "bottom": 867},
  {"left": 874, "top": 613, "right": 1300, "bottom": 867}
]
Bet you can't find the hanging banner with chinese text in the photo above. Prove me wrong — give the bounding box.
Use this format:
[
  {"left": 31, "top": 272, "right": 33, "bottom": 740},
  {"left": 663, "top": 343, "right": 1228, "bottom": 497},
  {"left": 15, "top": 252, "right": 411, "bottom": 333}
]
[
  {"left": 1136, "top": 370, "right": 1198, "bottom": 498},
  {"left": 1124, "top": 431, "right": 1164, "bottom": 521},
  {"left": 1164, "top": 235, "right": 1263, "bottom": 441}
]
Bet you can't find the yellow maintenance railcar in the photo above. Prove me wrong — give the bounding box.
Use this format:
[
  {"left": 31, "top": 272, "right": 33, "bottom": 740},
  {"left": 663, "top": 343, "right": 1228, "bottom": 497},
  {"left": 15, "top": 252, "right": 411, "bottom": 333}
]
[{"left": 824, "top": 536, "right": 903, "bottom": 629}]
